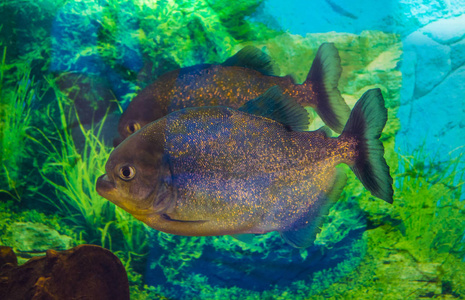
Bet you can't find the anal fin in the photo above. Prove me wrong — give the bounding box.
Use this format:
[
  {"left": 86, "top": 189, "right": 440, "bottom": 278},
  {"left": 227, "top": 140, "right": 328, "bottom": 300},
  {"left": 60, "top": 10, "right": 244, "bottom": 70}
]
[
  {"left": 280, "top": 170, "right": 347, "bottom": 248},
  {"left": 231, "top": 234, "right": 256, "bottom": 244}
]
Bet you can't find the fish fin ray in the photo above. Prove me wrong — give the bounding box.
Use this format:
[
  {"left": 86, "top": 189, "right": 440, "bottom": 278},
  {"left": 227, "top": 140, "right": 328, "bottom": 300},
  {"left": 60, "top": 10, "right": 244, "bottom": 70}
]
[
  {"left": 222, "top": 46, "right": 275, "bottom": 75},
  {"left": 230, "top": 234, "right": 256, "bottom": 244},
  {"left": 238, "top": 86, "right": 311, "bottom": 131},
  {"left": 316, "top": 125, "right": 332, "bottom": 137},
  {"left": 308, "top": 43, "right": 350, "bottom": 133},
  {"left": 343, "top": 88, "right": 394, "bottom": 203},
  {"left": 280, "top": 170, "right": 347, "bottom": 248}
]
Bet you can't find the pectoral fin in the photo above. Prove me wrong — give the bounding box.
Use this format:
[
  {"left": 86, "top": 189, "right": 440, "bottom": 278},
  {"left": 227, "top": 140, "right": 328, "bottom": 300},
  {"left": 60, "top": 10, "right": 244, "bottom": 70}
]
[
  {"left": 230, "top": 234, "right": 256, "bottom": 244},
  {"left": 280, "top": 170, "right": 347, "bottom": 248}
]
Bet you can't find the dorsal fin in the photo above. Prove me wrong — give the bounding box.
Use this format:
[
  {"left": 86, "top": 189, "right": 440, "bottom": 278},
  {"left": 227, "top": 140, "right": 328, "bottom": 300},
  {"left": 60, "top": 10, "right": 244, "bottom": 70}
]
[
  {"left": 238, "top": 86, "right": 311, "bottom": 131},
  {"left": 222, "top": 46, "right": 275, "bottom": 75}
]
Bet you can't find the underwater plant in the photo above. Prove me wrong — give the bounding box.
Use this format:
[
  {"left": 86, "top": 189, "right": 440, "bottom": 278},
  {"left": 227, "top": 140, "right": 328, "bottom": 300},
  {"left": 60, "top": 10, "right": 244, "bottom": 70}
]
[
  {"left": 130, "top": 0, "right": 270, "bottom": 67},
  {"left": 25, "top": 76, "right": 149, "bottom": 264},
  {"left": 49, "top": 0, "right": 274, "bottom": 85},
  {"left": 0, "top": 48, "right": 38, "bottom": 202},
  {"left": 332, "top": 149, "right": 465, "bottom": 299}
]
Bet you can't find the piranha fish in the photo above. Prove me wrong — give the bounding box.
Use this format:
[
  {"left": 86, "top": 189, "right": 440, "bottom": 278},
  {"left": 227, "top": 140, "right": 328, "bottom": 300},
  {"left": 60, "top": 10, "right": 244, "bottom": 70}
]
[
  {"left": 114, "top": 43, "right": 351, "bottom": 146},
  {"left": 97, "top": 86, "right": 393, "bottom": 248}
]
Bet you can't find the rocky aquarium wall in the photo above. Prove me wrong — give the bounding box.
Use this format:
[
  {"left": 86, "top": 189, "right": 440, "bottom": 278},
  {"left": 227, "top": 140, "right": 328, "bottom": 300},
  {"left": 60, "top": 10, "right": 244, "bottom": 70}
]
[{"left": 0, "top": 0, "right": 464, "bottom": 299}]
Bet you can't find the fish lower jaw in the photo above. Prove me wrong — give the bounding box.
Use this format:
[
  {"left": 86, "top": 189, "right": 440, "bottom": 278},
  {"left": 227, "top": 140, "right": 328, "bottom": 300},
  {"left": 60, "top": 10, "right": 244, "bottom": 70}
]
[{"left": 96, "top": 174, "right": 117, "bottom": 197}]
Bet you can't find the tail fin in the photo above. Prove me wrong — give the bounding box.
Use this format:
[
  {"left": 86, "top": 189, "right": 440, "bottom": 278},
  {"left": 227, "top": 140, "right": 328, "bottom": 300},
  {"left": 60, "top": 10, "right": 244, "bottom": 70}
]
[
  {"left": 342, "top": 89, "right": 394, "bottom": 203},
  {"left": 308, "top": 43, "right": 350, "bottom": 133}
]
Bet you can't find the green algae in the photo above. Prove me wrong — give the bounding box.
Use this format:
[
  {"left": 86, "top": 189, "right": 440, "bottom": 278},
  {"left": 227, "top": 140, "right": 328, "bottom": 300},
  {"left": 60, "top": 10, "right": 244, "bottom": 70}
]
[{"left": 0, "top": 49, "right": 38, "bottom": 201}]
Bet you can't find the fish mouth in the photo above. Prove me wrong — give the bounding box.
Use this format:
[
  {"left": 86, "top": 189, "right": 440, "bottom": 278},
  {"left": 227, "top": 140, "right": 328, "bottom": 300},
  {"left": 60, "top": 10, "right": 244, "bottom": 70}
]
[
  {"left": 96, "top": 174, "right": 116, "bottom": 197},
  {"left": 161, "top": 213, "right": 207, "bottom": 223}
]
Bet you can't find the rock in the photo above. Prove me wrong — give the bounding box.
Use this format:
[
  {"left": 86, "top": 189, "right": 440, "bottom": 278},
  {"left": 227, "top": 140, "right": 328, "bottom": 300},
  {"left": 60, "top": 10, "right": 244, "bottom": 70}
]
[
  {"left": 399, "top": 49, "right": 417, "bottom": 105},
  {"left": 0, "top": 246, "right": 17, "bottom": 268},
  {"left": 397, "top": 65, "right": 465, "bottom": 157},
  {"left": 419, "top": 14, "right": 465, "bottom": 44},
  {"left": 261, "top": 0, "right": 465, "bottom": 37},
  {"left": 8, "top": 222, "right": 73, "bottom": 258},
  {"left": 0, "top": 244, "right": 129, "bottom": 300},
  {"left": 403, "top": 30, "right": 451, "bottom": 98},
  {"left": 451, "top": 38, "right": 465, "bottom": 69}
]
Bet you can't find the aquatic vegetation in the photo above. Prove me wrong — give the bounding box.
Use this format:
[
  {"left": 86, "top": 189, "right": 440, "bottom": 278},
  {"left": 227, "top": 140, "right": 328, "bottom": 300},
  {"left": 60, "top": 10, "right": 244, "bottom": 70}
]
[
  {"left": 0, "top": 49, "right": 37, "bottom": 201},
  {"left": 322, "top": 151, "right": 465, "bottom": 299},
  {"left": 25, "top": 76, "right": 149, "bottom": 263},
  {"left": 32, "top": 77, "right": 111, "bottom": 235},
  {"left": 51, "top": 0, "right": 274, "bottom": 83},
  {"left": 130, "top": 0, "right": 271, "bottom": 67},
  {"left": 128, "top": 30, "right": 465, "bottom": 298},
  {"left": 1, "top": 1, "right": 280, "bottom": 297},
  {"left": 394, "top": 151, "right": 465, "bottom": 262},
  {"left": 0, "top": 0, "right": 66, "bottom": 73}
]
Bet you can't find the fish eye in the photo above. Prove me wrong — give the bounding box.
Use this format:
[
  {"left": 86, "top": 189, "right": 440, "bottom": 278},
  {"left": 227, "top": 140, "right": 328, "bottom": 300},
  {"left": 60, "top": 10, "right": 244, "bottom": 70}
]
[
  {"left": 126, "top": 122, "right": 141, "bottom": 134},
  {"left": 119, "top": 165, "right": 136, "bottom": 181}
]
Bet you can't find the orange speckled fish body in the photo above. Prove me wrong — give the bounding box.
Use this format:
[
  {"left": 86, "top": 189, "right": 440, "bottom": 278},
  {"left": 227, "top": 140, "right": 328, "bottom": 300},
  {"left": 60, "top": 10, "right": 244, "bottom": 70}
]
[
  {"left": 120, "top": 65, "right": 311, "bottom": 130},
  {"left": 115, "top": 43, "right": 350, "bottom": 145},
  {"left": 134, "top": 107, "right": 356, "bottom": 236},
  {"left": 161, "top": 65, "right": 312, "bottom": 111}
]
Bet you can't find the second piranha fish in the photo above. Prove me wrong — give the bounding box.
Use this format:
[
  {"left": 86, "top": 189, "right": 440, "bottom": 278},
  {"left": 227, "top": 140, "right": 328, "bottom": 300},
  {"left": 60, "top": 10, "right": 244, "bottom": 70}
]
[
  {"left": 114, "top": 43, "right": 350, "bottom": 146},
  {"left": 97, "top": 87, "right": 393, "bottom": 248}
]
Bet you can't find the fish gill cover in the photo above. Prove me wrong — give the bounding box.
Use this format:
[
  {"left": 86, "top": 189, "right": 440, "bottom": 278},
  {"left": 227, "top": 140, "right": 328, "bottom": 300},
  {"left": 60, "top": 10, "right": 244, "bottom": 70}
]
[{"left": 0, "top": 0, "right": 464, "bottom": 299}]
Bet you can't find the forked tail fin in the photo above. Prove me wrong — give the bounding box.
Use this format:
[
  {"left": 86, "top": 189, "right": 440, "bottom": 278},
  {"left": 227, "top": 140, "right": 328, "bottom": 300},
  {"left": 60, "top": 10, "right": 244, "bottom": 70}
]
[
  {"left": 307, "top": 43, "right": 350, "bottom": 133},
  {"left": 342, "top": 88, "right": 394, "bottom": 203}
]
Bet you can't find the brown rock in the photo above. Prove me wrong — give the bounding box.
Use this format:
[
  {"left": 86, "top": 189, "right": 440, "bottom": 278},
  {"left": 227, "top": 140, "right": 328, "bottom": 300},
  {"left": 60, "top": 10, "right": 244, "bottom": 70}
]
[
  {"left": 0, "top": 244, "right": 129, "bottom": 300},
  {"left": 0, "top": 246, "right": 18, "bottom": 268}
]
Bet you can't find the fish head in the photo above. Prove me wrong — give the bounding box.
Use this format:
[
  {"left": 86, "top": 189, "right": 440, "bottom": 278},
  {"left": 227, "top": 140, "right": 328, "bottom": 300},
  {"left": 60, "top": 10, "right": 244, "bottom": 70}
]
[
  {"left": 114, "top": 93, "right": 166, "bottom": 147},
  {"left": 98, "top": 119, "right": 174, "bottom": 217}
]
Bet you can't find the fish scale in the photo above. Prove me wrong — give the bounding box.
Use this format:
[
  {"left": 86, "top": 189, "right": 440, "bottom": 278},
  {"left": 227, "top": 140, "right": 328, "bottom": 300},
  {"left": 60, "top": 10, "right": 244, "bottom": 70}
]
[
  {"left": 98, "top": 88, "right": 393, "bottom": 248},
  {"left": 162, "top": 106, "right": 353, "bottom": 234}
]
